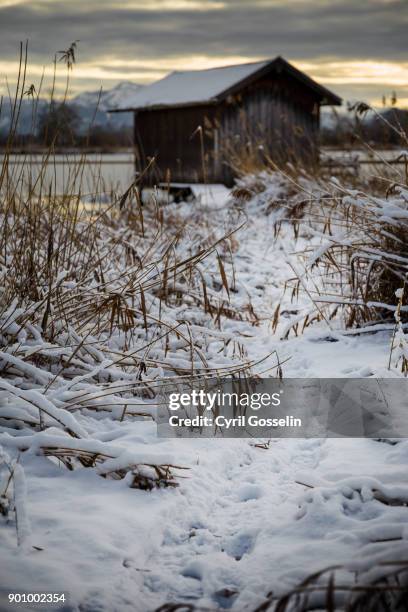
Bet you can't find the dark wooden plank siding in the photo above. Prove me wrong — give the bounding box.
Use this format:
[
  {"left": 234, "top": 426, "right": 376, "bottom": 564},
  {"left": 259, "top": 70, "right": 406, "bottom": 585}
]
[
  {"left": 134, "top": 105, "right": 218, "bottom": 184},
  {"left": 218, "top": 71, "right": 320, "bottom": 178},
  {"left": 134, "top": 68, "right": 322, "bottom": 187}
]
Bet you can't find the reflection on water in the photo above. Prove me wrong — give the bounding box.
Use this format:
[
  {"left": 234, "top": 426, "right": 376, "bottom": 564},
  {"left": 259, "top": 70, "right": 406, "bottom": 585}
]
[{"left": 0, "top": 152, "right": 135, "bottom": 199}]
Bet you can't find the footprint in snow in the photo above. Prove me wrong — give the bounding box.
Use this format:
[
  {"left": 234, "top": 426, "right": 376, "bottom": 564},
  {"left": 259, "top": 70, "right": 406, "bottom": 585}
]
[
  {"left": 223, "top": 531, "right": 256, "bottom": 560},
  {"left": 236, "top": 483, "right": 263, "bottom": 502}
]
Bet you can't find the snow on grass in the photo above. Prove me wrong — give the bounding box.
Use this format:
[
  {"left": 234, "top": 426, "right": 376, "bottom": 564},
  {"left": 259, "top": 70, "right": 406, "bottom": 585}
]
[{"left": 0, "top": 170, "right": 407, "bottom": 611}]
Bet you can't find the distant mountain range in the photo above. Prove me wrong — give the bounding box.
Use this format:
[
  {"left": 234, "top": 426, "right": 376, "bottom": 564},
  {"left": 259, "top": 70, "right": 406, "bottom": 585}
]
[{"left": 0, "top": 81, "right": 142, "bottom": 135}]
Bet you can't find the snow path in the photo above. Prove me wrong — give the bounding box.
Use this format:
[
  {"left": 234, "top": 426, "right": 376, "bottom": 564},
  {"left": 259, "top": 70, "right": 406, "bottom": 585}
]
[
  {"left": 131, "top": 198, "right": 406, "bottom": 610},
  {"left": 140, "top": 438, "right": 326, "bottom": 610},
  {"left": 135, "top": 436, "right": 405, "bottom": 611}
]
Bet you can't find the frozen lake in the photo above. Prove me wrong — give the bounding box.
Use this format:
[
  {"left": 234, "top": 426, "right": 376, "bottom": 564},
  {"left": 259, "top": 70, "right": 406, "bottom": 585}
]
[
  {"left": 0, "top": 152, "right": 136, "bottom": 198},
  {"left": 1, "top": 148, "right": 406, "bottom": 199}
]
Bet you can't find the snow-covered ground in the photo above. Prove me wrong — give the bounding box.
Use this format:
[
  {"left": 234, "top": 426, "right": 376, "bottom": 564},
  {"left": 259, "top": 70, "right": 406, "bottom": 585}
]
[{"left": 1, "top": 177, "right": 407, "bottom": 611}]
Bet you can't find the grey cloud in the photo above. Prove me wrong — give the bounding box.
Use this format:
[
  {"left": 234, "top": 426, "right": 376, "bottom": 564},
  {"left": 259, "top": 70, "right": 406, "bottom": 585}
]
[{"left": 0, "top": 0, "right": 406, "bottom": 63}]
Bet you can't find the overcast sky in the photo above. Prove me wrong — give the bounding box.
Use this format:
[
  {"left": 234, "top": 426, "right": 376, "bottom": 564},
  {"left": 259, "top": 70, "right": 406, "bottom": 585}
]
[{"left": 0, "top": 0, "right": 407, "bottom": 106}]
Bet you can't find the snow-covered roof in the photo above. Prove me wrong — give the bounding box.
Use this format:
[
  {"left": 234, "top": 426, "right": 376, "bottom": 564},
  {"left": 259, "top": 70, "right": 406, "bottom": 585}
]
[
  {"left": 113, "top": 60, "right": 269, "bottom": 111},
  {"left": 111, "top": 57, "right": 341, "bottom": 112}
]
